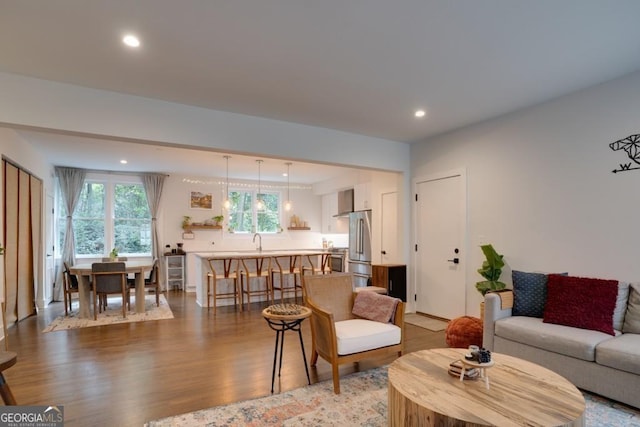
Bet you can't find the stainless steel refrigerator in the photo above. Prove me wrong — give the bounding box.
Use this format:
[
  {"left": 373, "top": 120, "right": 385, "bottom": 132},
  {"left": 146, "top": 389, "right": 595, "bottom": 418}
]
[{"left": 348, "top": 210, "right": 372, "bottom": 288}]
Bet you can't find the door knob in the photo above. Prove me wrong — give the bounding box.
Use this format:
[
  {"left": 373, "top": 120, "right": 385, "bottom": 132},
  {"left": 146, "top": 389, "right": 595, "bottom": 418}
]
[
  {"left": 381, "top": 250, "right": 387, "bottom": 255},
  {"left": 447, "top": 258, "right": 460, "bottom": 264}
]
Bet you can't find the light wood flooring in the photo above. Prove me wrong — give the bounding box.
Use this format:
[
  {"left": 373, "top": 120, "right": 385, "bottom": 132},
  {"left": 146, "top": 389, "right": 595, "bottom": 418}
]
[{"left": 6, "top": 290, "right": 447, "bottom": 427}]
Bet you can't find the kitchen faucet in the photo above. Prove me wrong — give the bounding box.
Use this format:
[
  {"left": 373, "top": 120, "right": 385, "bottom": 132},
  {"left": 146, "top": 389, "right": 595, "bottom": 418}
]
[{"left": 253, "top": 232, "right": 262, "bottom": 252}]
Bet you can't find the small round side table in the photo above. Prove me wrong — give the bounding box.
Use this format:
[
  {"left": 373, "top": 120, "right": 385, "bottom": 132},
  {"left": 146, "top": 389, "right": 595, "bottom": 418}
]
[
  {"left": 262, "top": 304, "right": 312, "bottom": 393},
  {"left": 459, "top": 357, "right": 495, "bottom": 390}
]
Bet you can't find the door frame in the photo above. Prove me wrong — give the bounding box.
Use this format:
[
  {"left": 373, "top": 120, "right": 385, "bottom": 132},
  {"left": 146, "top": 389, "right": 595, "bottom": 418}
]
[{"left": 412, "top": 168, "right": 468, "bottom": 315}]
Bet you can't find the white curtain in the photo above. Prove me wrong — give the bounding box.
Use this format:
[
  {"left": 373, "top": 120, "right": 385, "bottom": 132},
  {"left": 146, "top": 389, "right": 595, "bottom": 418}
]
[
  {"left": 54, "top": 167, "right": 86, "bottom": 301},
  {"left": 141, "top": 173, "right": 166, "bottom": 289}
]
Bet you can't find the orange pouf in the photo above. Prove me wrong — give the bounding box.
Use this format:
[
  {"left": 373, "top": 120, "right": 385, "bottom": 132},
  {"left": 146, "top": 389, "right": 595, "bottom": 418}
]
[{"left": 445, "top": 316, "right": 483, "bottom": 348}]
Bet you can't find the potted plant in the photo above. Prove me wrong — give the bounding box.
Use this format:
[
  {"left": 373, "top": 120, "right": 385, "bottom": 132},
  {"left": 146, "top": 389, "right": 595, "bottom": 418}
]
[
  {"left": 182, "top": 215, "right": 192, "bottom": 229},
  {"left": 476, "top": 244, "right": 506, "bottom": 296},
  {"left": 212, "top": 215, "right": 224, "bottom": 226},
  {"left": 476, "top": 244, "right": 506, "bottom": 322},
  {"left": 109, "top": 247, "right": 118, "bottom": 261}
]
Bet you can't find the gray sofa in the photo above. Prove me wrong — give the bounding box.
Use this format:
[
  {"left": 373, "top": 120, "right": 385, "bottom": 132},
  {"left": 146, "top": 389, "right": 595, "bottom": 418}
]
[{"left": 483, "top": 285, "right": 640, "bottom": 409}]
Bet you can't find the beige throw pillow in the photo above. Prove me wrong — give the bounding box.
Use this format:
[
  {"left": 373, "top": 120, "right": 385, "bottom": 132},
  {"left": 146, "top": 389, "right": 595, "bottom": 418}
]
[{"left": 622, "top": 282, "right": 640, "bottom": 334}]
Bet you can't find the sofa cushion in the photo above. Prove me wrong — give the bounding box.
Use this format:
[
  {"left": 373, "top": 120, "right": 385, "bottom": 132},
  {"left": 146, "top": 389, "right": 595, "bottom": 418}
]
[
  {"left": 495, "top": 316, "right": 613, "bottom": 361},
  {"left": 613, "top": 281, "right": 630, "bottom": 332},
  {"left": 596, "top": 333, "right": 640, "bottom": 375},
  {"left": 512, "top": 270, "right": 549, "bottom": 318},
  {"left": 335, "top": 319, "right": 401, "bottom": 355},
  {"left": 543, "top": 274, "right": 618, "bottom": 335},
  {"left": 623, "top": 283, "right": 640, "bottom": 334}
]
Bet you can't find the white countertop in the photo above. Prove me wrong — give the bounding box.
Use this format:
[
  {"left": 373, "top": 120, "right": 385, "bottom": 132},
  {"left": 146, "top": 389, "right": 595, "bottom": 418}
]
[{"left": 192, "top": 249, "right": 329, "bottom": 259}]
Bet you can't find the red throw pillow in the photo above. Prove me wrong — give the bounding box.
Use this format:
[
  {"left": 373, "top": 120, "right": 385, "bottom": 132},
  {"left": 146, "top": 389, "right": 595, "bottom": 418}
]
[{"left": 543, "top": 274, "right": 618, "bottom": 335}]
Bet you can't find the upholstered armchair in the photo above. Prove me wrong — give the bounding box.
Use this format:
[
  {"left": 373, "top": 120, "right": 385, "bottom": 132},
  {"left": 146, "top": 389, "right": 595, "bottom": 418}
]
[{"left": 303, "top": 272, "right": 404, "bottom": 394}]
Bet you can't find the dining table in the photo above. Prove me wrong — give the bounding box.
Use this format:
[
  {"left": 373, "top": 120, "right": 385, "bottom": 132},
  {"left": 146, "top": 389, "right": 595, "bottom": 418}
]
[{"left": 69, "top": 260, "right": 154, "bottom": 319}]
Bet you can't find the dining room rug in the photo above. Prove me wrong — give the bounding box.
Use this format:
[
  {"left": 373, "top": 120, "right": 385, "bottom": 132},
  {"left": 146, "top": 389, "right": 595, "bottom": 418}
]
[
  {"left": 43, "top": 294, "right": 173, "bottom": 332},
  {"left": 145, "top": 366, "right": 640, "bottom": 427},
  {"left": 404, "top": 313, "right": 449, "bottom": 331}
]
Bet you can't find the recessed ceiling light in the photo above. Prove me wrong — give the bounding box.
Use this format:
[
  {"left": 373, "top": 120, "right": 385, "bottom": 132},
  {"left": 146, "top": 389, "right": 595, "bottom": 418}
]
[
  {"left": 414, "top": 109, "right": 426, "bottom": 118},
  {"left": 282, "top": 172, "right": 288, "bottom": 177},
  {"left": 120, "top": 159, "right": 128, "bottom": 164},
  {"left": 123, "top": 34, "right": 140, "bottom": 48}
]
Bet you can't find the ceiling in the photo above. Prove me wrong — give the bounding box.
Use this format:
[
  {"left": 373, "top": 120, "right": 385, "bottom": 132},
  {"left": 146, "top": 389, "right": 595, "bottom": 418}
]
[{"left": 2, "top": 1, "right": 640, "bottom": 181}]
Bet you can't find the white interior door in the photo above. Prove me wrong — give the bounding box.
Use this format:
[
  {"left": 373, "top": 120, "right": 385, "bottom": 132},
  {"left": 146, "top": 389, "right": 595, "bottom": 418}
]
[
  {"left": 415, "top": 172, "right": 466, "bottom": 319},
  {"left": 381, "top": 191, "right": 398, "bottom": 264}
]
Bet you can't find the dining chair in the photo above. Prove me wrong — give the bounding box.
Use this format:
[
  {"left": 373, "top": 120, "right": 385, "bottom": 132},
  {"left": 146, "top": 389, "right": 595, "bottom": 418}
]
[
  {"left": 239, "top": 256, "right": 272, "bottom": 311},
  {"left": 63, "top": 261, "right": 81, "bottom": 315},
  {"left": 302, "top": 253, "right": 332, "bottom": 276},
  {"left": 206, "top": 257, "right": 240, "bottom": 315},
  {"left": 0, "top": 302, "right": 17, "bottom": 405},
  {"left": 142, "top": 258, "right": 161, "bottom": 307},
  {"left": 270, "top": 255, "right": 303, "bottom": 304},
  {"left": 92, "top": 262, "right": 129, "bottom": 319}
]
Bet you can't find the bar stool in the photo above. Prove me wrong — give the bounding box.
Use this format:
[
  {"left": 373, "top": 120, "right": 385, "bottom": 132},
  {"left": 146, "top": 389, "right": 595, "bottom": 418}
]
[
  {"left": 270, "top": 255, "right": 303, "bottom": 303},
  {"left": 206, "top": 257, "right": 240, "bottom": 315},
  {"left": 240, "top": 256, "right": 272, "bottom": 311},
  {"left": 302, "top": 253, "right": 331, "bottom": 276}
]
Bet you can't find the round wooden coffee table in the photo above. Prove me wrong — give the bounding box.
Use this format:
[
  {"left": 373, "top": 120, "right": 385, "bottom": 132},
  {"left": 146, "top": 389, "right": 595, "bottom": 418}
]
[{"left": 388, "top": 348, "right": 585, "bottom": 427}]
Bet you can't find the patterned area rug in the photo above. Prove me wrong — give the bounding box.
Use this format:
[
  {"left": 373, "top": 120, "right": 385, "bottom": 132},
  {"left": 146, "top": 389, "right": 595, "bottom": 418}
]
[
  {"left": 43, "top": 294, "right": 173, "bottom": 332},
  {"left": 404, "top": 313, "right": 449, "bottom": 331},
  {"left": 145, "top": 367, "right": 640, "bottom": 426}
]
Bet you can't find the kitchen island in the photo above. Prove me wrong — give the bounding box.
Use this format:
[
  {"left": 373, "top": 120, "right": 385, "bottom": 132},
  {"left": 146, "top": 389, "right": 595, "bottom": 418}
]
[{"left": 191, "top": 250, "right": 331, "bottom": 308}]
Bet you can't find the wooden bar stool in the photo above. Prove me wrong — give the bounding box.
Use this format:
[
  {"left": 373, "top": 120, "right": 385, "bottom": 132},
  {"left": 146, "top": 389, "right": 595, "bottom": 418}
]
[
  {"left": 206, "top": 257, "right": 240, "bottom": 315},
  {"left": 302, "top": 253, "right": 331, "bottom": 276},
  {"left": 240, "top": 256, "right": 272, "bottom": 311},
  {"left": 270, "top": 255, "right": 303, "bottom": 303}
]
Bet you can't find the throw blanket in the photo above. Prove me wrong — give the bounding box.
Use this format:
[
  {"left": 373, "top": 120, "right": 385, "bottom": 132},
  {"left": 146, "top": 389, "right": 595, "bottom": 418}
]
[{"left": 352, "top": 291, "right": 400, "bottom": 323}]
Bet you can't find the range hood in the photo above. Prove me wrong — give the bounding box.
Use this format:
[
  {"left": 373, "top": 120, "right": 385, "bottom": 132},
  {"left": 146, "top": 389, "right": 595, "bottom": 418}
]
[{"left": 334, "top": 188, "right": 354, "bottom": 217}]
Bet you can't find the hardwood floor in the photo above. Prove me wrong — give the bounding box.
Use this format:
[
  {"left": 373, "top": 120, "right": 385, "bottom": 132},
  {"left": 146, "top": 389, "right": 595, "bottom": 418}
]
[{"left": 6, "top": 291, "right": 447, "bottom": 427}]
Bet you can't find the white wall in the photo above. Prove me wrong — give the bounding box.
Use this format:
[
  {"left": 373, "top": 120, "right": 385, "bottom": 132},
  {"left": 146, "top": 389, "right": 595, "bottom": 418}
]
[
  {"left": 0, "top": 128, "right": 53, "bottom": 310},
  {"left": 411, "top": 70, "right": 640, "bottom": 316}
]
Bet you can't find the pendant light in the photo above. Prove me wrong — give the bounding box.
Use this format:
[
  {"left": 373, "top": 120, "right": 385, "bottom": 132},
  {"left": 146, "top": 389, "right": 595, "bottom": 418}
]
[
  {"left": 284, "top": 162, "right": 292, "bottom": 211},
  {"left": 256, "top": 159, "right": 264, "bottom": 210},
  {"left": 223, "top": 155, "right": 231, "bottom": 210}
]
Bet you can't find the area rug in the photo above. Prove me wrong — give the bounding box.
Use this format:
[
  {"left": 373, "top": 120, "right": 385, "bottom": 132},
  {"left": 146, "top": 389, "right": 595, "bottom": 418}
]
[
  {"left": 43, "top": 294, "right": 173, "bottom": 332},
  {"left": 145, "top": 367, "right": 640, "bottom": 426},
  {"left": 404, "top": 313, "right": 449, "bottom": 331}
]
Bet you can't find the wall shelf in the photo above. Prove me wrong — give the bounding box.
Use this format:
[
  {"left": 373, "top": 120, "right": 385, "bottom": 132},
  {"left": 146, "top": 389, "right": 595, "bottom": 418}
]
[
  {"left": 288, "top": 227, "right": 311, "bottom": 230},
  {"left": 183, "top": 224, "right": 223, "bottom": 231}
]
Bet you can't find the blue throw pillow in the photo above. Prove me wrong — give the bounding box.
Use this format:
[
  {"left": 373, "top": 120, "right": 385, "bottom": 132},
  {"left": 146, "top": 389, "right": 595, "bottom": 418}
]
[{"left": 512, "top": 270, "right": 551, "bottom": 318}]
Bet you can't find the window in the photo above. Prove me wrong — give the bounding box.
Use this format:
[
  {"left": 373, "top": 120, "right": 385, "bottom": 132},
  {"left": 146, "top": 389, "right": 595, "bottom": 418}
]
[
  {"left": 227, "top": 189, "right": 281, "bottom": 233},
  {"left": 57, "top": 176, "right": 151, "bottom": 257}
]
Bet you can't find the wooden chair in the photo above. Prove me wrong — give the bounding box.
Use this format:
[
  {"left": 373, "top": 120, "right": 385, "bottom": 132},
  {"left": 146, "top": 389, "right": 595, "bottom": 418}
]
[
  {"left": 302, "top": 253, "right": 331, "bottom": 276},
  {"left": 303, "top": 272, "right": 404, "bottom": 394},
  {"left": 0, "top": 302, "right": 17, "bottom": 405},
  {"left": 142, "top": 258, "right": 161, "bottom": 307},
  {"left": 270, "top": 255, "right": 303, "bottom": 304},
  {"left": 239, "top": 256, "right": 272, "bottom": 311},
  {"left": 92, "top": 262, "right": 130, "bottom": 319},
  {"left": 63, "top": 261, "right": 81, "bottom": 315},
  {"left": 206, "top": 257, "right": 240, "bottom": 315}
]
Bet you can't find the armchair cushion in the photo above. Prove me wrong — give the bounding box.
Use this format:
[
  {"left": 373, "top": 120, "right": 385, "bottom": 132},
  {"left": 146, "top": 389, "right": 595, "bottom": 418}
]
[
  {"left": 351, "top": 291, "right": 400, "bottom": 323},
  {"left": 335, "top": 319, "right": 401, "bottom": 355}
]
